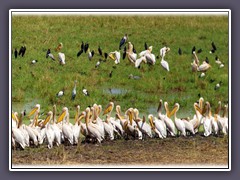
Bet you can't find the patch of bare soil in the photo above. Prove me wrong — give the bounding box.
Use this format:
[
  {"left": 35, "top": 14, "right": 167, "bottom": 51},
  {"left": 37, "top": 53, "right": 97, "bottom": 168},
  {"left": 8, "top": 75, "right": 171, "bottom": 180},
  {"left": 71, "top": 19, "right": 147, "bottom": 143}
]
[{"left": 12, "top": 135, "right": 228, "bottom": 167}]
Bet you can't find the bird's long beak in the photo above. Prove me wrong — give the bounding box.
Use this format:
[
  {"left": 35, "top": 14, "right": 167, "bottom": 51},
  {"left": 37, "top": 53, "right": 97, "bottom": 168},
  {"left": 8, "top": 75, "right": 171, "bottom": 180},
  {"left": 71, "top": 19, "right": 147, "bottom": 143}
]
[
  {"left": 109, "top": 53, "right": 115, "bottom": 60},
  {"left": 149, "top": 116, "right": 155, "bottom": 129},
  {"left": 43, "top": 114, "right": 51, "bottom": 126},
  {"left": 57, "top": 111, "right": 66, "bottom": 123},
  {"left": 194, "top": 103, "right": 202, "bottom": 114},
  {"left": 168, "top": 105, "right": 178, "bottom": 118},
  {"left": 28, "top": 107, "right": 38, "bottom": 118},
  {"left": 103, "top": 103, "right": 113, "bottom": 115}
]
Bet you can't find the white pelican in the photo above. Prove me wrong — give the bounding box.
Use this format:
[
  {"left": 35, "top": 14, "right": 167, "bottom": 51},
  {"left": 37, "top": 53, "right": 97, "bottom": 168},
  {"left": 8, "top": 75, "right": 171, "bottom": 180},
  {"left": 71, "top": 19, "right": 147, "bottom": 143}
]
[
  {"left": 57, "top": 107, "right": 74, "bottom": 145},
  {"left": 72, "top": 80, "right": 77, "bottom": 100},
  {"left": 158, "top": 101, "right": 176, "bottom": 136},
  {"left": 126, "top": 42, "right": 137, "bottom": 64},
  {"left": 135, "top": 56, "right": 146, "bottom": 68},
  {"left": 148, "top": 114, "right": 163, "bottom": 139},
  {"left": 181, "top": 118, "right": 195, "bottom": 135},
  {"left": 170, "top": 103, "right": 186, "bottom": 136},
  {"left": 160, "top": 47, "right": 170, "bottom": 58},
  {"left": 133, "top": 109, "right": 153, "bottom": 138},
  {"left": 12, "top": 111, "right": 29, "bottom": 149},
  {"left": 72, "top": 105, "right": 81, "bottom": 144},
  {"left": 103, "top": 114, "right": 115, "bottom": 140},
  {"left": 109, "top": 51, "right": 121, "bottom": 64},
  {"left": 160, "top": 47, "right": 170, "bottom": 71},
  {"left": 42, "top": 111, "right": 55, "bottom": 149},
  {"left": 201, "top": 102, "right": 213, "bottom": 137},
  {"left": 85, "top": 107, "right": 104, "bottom": 143},
  {"left": 58, "top": 52, "right": 65, "bottom": 65},
  {"left": 221, "top": 104, "right": 228, "bottom": 135},
  {"left": 92, "top": 104, "right": 105, "bottom": 139},
  {"left": 189, "top": 102, "right": 203, "bottom": 133},
  {"left": 109, "top": 105, "right": 125, "bottom": 137},
  {"left": 116, "top": 109, "right": 141, "bottom": 140},
  {"left": 197, "top": 56, "right": 211, "bottom": 72},
  {"left": 103, "top": 102, "right": 114, "bottom": 116},
  {"left": 149, "top": 114, "right": 166, "bottom": 139},
  {"left": 119, "top": 34, "right": 128, "bottom": 50}
]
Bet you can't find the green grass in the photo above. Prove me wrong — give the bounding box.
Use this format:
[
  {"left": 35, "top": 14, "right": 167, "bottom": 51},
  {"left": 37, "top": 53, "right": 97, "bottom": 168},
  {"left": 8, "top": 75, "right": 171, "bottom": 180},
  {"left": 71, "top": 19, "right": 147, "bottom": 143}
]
[{"left": 11, "top": 15, "right": 229, "bottom": 123}]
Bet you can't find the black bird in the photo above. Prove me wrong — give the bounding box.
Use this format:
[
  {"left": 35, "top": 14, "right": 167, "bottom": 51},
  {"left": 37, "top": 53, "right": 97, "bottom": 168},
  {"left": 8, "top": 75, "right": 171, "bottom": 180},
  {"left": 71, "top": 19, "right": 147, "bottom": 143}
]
[
  {"left": 77, "top": 49, "right": 83, "bottom": 57},
  {"left": 98, "top": 46, "right": 103, "bottom": 56},
  {"left": 178, "top": 48, "right": 182, "bottom": 55},
  {"left": 198, "top": 93, "right": 201, "bottom": 98},
  {"left": 84, "top": 42, "right": 89, "bottom": 53},
  {"left": 212, "top": 41, "right": 217, "bottom": 51},
  {"left": 46, "top": 49, "right": 55, "bottom": 60},
  {"left": 144, "top": 42, "right": 148, "bottom": 50},
  {"left": 192, "top": 46, "right": 196, "bottom": 54},
  {"left": 19, "top": 46, "right": 26, "bottom": 57},
  {"left": 109, "top": 70, "right": 113, "bottom": 78},
  {"left": 119, "top": 34, "right": 128, "bottom": 50},
  {"left": 210, "top": 79, "right": 215, "bottom": 83},
  {"left": 23, "top": 110, "right": 26, "bottom": 116},
  {"left": 122, "top": 46, "right": 127, "bottom": 60},
  {"left": 133, "top": 44, "right": 137, "bottom": 54},
  {"left": 81, "top": 41, "right": 84, "bottom": 50},
  {"left": 14, "top": 48, "right": 18, "bottom": 59},
  {"left": 197, "top": 49, "right": 202, "bottom": 53},
  {"left": 210, "top": 41, "right": 217, "bottom": 54},
  {"left": 46, "top": 49, "right": 51, "bottom": 58},
  {"left": 205, "top": 57, "right": 209, "bottom": 64},
  {"left": 104, "top": 52, "right": 108, "bottom": 60}
]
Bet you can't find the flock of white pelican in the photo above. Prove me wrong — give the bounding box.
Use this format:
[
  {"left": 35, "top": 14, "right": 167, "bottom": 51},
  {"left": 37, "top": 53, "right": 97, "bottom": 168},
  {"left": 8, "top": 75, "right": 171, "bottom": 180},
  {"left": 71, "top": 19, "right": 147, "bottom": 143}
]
[{"left": 11, "top": 97, "right": 228, "bottom": 150}]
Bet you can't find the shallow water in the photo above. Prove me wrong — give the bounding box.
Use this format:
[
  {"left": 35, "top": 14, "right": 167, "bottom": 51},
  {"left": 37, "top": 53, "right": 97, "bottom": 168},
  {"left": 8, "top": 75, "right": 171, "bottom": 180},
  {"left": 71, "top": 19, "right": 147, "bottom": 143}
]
[{"left": 103, "top": 88, "right": 128, "bottom": 95}]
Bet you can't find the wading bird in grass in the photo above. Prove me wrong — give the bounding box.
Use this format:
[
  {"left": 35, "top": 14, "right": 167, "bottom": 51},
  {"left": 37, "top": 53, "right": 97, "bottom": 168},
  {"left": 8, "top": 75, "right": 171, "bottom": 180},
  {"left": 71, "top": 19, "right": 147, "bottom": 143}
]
[
  {"left": 122, "top": 46, "right": 127, "bottom": 60},
  {"left": 88, "top": 49, "right": 94, "bottom": 61},
  {"left": 119, "top": 33, "right": 128, "bottom": 50},
  {"left": 55, "top": 42, "right": 63, "bottom": 52},
  {"left": 14, "top": 48, "right": 18, "bottom": 59},
  {"left": 108, "top": 50, "right": 121, "bottom": 64},
  {"left": 19, "top": 45, "right": 26, "bottom": 57},
  {"left": 46, "top": 49, "right": 55, "bottom": 60},
  {"left": 95, "top": 60, "right": 101, "bottom": 68},
  {"left": 178, "top": 47, "right": 182, "bottom": 55},
  {"left": 82, "top": 87, "right": 89, "bottom": 96},
  {"left": 72, "top": 80, "right": 77, "bottom": 100},
  {"left": 98, "top": 46, "right": 103, "bottom": 56},
  {"left": 84, "top": 42, "right": 89, "bottom": 53},
  {"left": 31, "top": 59, "right": 38, "bottom": 64},
  {"left": 77, "top": 48, "right": 83, "bottom": 57},
  {"left": 160, "top": 47, "right": 170, "bottom": 71},
  {"left": 58, "top": 52, "right": 65, "bottom": 65},
  {"left": 56, "top": 89, "right": 64, "bottom": 97},
  {"left": 210, "top": 41, "right": 217, "bottom": 54}
]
